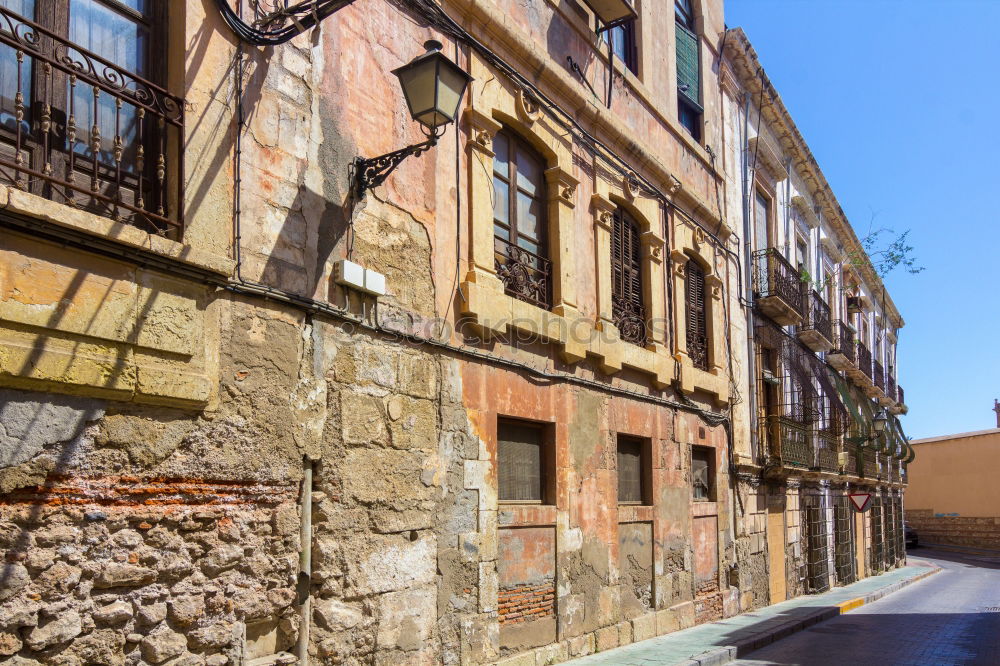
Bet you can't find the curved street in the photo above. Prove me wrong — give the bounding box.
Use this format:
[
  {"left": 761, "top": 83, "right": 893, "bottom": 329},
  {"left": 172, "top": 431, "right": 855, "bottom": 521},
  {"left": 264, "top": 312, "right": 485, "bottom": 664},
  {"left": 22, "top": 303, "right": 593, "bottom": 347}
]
[{"left": 733, "top": 548, "right": 1000, "bottom": 666}]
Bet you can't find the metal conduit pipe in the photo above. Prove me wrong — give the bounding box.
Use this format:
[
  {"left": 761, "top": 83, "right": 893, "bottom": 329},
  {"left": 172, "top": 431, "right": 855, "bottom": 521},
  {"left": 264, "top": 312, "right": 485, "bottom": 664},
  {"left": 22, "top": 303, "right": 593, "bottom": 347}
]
[
  {"left": 296, "top": 458, "right": 314, "bottom": 664},
  {"left": 740, "top": 92, "right": 759, "bottom": 462}
]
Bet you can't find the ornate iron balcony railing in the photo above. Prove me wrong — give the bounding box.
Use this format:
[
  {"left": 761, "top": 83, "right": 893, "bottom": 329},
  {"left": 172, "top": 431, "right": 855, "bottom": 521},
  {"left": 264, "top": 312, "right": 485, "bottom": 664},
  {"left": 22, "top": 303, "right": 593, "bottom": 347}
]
[
  {"left": 814, "top": 431, "right": 840, "bottom": 473},
  {"left": 832, "top": 321, "right": 856, "bottom": 365},
  {"left": 887, "top": 372, "right": 896, "bottom": 402},
  {"left": 0, "top": 6, "right": 184, "bottom": 235},
  {"left": 857, "top": 341, "right": 873, "bottom": 380},
  {"left": 897, "top": 384, "right": 905, "bottom": 405},
  {"left": 802, "top": 290, "right": 833, "bottom": 341},
  {"left": 767, "top": 415, "right": 813, "bottom": 469},
  {"left": 494, "top": 235, "right": 552, "bottom": 310},
  {"left": 752, "top": 248, "right": 805, "bottom": 320},
  {"left": 842, "top": 441, "right": 860, "bottom": 477},
  {"left": 861, "top": 448, "right": 879, "bottom": 479},
  {"left": 874, "top": 359, "right": 885, "bottom": 392},
  {"left": 613, "top": 299, "right": 648, "bottom": 347}
]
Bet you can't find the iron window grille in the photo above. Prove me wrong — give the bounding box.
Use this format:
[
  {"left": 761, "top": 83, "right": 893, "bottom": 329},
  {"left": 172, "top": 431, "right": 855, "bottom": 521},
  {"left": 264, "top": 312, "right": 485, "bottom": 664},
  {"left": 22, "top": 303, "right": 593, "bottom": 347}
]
[
  {"left": 0, "top": 1, "right": 183, "bottom": 236},
  {"left": 611, "top": 207, "right": 647, "bottom": 346},
  {"left": 834, "top": 496, "right": 857, "bottom": 585},
  {"left": 801, "top": 495, "right": 831, "bottom": 594},
  {"left": 870, "top": 496, "right": 885, "bottom": 572},
  {"left": 492, "top": 128, "right": 551, "bottom": 309},
  {"left": 685, "top": 258, "right": 709, "bottom": 369}
]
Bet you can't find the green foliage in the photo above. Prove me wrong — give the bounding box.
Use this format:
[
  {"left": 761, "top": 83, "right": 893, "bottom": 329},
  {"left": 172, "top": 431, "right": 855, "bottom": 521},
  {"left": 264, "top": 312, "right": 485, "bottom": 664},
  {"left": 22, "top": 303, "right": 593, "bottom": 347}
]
[{"left": 845, "top": 214, "right": 925, "bottom": 278}]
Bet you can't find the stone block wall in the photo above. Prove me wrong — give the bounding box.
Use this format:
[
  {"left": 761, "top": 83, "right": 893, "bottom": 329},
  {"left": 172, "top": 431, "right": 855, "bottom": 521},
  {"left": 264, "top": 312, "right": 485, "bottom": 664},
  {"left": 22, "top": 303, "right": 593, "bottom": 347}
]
[
  {"left": 905, "top": 510, "right": 1000, "bottom": 550},
  {"left": 734, "top": 480, "right": 769, "bottom": 610}
]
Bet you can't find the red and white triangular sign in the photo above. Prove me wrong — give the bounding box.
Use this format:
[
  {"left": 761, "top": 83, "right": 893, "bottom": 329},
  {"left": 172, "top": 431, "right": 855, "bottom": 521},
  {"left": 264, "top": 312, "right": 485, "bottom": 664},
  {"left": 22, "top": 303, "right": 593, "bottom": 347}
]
[{"left": 849, "top": 493, "right": 872, "bottom": 512}]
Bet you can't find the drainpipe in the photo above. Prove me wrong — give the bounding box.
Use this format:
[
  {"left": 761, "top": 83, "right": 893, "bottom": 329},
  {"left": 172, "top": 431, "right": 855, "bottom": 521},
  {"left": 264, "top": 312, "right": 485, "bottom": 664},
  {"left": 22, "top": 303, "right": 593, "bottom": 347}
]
[
  {"left": 740, "top": 92, "right": 759, "bottom": 462},
  {"left": 296, "top": 458, "right": 314, "bottom": 665}
]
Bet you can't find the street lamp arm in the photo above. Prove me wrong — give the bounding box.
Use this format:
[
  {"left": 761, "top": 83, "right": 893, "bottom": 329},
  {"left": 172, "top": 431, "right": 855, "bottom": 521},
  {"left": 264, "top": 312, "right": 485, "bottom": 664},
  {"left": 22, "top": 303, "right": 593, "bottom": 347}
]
[{"left": 353, "top": 135, "right": 440, "bottom": 198}]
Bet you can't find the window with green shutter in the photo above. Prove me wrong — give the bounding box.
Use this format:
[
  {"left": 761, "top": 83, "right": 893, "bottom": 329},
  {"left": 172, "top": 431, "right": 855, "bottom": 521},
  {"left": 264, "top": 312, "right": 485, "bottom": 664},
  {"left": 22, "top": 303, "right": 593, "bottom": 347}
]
[{"left": 675, "top": 0, "right": 702, "bottom": 140}]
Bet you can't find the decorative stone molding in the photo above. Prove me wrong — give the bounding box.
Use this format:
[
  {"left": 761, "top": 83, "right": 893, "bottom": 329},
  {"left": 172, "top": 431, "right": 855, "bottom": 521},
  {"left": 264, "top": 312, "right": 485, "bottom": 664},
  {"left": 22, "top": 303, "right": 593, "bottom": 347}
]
[
  {"left": 464, "top": 108, "right": 502, "bottom": 157},
  {"left": 671, "top": 216, "right": 729, "bottom": 404},
  {"left": 791, "top": 194, "right": 819, "bottom": 229},
  {"left": 515, "top": 87, "right": 541, "bottom": 125},
  {"left": 748, "top": 135, "right": 788, "bottom": 182}
]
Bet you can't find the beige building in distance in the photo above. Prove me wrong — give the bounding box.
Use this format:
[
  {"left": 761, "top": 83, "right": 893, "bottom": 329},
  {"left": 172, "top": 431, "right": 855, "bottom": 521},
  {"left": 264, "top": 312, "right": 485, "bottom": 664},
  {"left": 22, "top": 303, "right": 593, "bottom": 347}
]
[{"left": 906, "top": 427, "right": 1000, "bottom": 551}]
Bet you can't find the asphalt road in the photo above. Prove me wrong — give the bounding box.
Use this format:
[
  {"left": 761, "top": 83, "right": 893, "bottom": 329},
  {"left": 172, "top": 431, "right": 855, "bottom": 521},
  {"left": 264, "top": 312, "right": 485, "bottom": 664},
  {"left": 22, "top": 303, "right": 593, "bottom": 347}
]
[{"left": 732, "top": 548, "right": 1000, "bottom": 666}]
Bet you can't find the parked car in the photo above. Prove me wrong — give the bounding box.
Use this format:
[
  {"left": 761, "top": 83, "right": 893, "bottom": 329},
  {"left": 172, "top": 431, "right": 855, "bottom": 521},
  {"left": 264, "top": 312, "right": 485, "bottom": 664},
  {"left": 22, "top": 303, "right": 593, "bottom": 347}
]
[{"left": 904, "top": 523, "right": 919, "bottom": 548}]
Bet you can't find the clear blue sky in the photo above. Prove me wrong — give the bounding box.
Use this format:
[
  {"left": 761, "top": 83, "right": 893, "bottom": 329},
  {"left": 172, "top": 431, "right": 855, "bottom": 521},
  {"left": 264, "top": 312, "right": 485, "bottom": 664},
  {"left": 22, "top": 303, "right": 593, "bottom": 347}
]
[{"left": 724, "top": 0, "right": 1000, "bottom": 439}]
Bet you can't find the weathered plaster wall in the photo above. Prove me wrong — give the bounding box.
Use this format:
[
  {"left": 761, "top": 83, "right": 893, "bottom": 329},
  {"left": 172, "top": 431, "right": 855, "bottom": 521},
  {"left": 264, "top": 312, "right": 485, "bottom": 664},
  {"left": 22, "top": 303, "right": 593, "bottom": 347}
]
[{"left": 0, "top": 1, "right": 757, "bottom": 664}]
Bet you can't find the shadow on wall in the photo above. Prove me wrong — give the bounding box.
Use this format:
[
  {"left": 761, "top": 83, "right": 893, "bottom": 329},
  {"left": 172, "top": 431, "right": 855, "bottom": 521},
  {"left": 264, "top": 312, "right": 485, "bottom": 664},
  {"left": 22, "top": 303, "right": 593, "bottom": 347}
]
[{"left": 0, "top": 389, "right": 105, "bottom": 596}]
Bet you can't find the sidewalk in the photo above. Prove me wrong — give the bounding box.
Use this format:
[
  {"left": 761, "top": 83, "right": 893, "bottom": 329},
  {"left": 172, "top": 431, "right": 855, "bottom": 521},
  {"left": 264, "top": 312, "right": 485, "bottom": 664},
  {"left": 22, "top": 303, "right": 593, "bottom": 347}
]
[{"left": 567, "top": 565, "right": 939, "bottom": 666}]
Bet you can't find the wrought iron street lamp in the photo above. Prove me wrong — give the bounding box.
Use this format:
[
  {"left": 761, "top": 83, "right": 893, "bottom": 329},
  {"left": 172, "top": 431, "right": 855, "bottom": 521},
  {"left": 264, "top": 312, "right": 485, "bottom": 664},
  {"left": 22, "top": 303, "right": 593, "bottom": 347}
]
[
  {"left": 872, "top": 407, "right": 888, "bottom": 437},
  {"left": 354, "top": 40, "right": 472, "bottom": 197}
]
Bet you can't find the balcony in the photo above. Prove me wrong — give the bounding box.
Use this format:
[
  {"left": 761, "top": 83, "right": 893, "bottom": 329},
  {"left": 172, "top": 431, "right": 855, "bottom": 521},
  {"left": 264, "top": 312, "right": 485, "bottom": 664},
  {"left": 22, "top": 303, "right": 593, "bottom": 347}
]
[
  {"left": 827, "top": 321, "right": 857, "bottom": 372},
  {"left": 798, "top": 290, "right": 834, "bottom": 352},
  {"left": 814, "top": 432, "right": 840, "bottom": 473},
  {"left": 752, "top": 248, "right": 804, "bottom": 325},
  {"left": 861, "top": 448, "right": 879, "bottom": 480},
  {"left": 857, "top": 342, "right": 873, "bottom": 380},
  {"left": 767, "top": 415, "right": 813, "bottom": 469},
  {"left": 848, "top": 340, "right": 876, "bottom": 392},
  {"left": 0, "top": 6, "right": 184, "bottom": 235},
  {"left": 840, "top": 442, "right": 861, "bottom": 477},
  {"left": 873, "top": 360, "right": 885, "bottom": 392}
]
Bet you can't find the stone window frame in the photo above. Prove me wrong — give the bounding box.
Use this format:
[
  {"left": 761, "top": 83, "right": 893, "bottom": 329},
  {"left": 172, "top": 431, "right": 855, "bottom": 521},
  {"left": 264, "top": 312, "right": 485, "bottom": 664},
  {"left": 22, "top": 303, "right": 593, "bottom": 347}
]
[
  {"left": 586, "top": 175, "right": 674, "bottom": 385},
  {"left": 670, "top": 215, "right": 727, "bottom": 402},
  {"left": 460, "top": 61, "right": 674, "bottom": 388}
]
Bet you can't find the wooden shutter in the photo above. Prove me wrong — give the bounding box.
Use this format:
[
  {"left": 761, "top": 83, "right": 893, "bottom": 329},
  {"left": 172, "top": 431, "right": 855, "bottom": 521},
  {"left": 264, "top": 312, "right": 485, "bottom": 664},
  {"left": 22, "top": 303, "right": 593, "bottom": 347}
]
[
  {"left": 611, "top": 208, "right": 646, "bottom": 344},
  {"left": 685, "top": 259, "right": 708, "bottom": 370},
  {"left": 498, "top": 420, "right": 544, "bottom": 502},
  {"left": 675, "top": 22, "right": 701, "bottom": 107},
  {"left": 617, "top": 437, "right": 644, "bottom": 503}
]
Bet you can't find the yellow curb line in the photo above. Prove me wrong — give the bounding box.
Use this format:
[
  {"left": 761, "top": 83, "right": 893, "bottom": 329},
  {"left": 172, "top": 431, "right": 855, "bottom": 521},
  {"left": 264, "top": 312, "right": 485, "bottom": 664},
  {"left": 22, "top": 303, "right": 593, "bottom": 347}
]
[{"left": 836, "top": 567, "right": 941, "bottom": 615}]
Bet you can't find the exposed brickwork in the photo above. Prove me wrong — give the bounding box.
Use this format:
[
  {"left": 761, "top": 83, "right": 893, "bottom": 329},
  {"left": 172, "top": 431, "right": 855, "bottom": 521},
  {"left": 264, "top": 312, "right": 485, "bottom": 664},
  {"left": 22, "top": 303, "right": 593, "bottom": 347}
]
[{"left": 497, "top": 583, "right": 556, "bottom": 625}]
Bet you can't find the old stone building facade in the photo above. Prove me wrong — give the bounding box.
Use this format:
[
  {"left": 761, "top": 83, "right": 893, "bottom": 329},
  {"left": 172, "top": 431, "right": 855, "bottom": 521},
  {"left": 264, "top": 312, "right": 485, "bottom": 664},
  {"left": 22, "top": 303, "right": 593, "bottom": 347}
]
[
  {"left": 0, "top": 1, "right": 910, "bottom": 665},
  {"left": 721, "top": 30, "right": 913, "bottom": 607}
]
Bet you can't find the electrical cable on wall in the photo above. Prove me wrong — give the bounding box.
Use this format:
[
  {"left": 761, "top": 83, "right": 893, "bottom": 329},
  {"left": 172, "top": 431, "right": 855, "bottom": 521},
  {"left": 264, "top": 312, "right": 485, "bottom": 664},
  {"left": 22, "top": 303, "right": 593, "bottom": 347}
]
[{"left": 216, "top": 0, "right": 736, "bottom": 423}]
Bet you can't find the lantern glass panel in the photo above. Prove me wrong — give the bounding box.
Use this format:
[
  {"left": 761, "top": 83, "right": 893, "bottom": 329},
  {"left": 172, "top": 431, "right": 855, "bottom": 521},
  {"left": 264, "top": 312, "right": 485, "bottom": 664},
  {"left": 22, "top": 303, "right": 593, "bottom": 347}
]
[
  {"left": 435, "top": 60, "right": 470, "bottom": 123},
  {"left": 395, "top": 58, "right": 437, "bottom": 126}
]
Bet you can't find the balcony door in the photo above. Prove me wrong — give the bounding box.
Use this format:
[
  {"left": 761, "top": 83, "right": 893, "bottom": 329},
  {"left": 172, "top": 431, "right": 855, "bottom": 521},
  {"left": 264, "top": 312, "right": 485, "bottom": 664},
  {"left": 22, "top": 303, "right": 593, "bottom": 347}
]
[{"left": 0, "top": 0, "right": 166, "bottom": 230}]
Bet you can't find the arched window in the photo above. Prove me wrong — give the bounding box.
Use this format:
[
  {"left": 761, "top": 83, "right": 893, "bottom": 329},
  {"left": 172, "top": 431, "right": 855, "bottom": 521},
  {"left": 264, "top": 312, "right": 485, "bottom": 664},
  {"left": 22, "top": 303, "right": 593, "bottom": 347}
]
[
  {"left": 492, "top": 128, "right": 551, "bottom": 309},
  {"left": 685, "top": 259, "right": 708, "bottom": 369},
  {"left": 611, "top": 208, "right": 646, "bottom": 345}
]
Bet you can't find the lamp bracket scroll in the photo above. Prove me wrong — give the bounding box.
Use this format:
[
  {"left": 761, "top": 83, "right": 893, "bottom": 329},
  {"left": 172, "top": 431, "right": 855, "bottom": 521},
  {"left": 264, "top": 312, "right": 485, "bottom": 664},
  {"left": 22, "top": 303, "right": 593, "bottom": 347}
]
[{"left": 353, "top": 130, "right": 441, "bottom": 198}]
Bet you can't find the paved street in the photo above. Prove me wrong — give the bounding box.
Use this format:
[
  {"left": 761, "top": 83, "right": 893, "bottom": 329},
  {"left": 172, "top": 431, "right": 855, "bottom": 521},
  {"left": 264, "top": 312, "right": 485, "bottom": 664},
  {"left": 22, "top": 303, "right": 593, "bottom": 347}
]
[{"left": 733, "top": 548, "right": 1000, "bottom": 666}]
